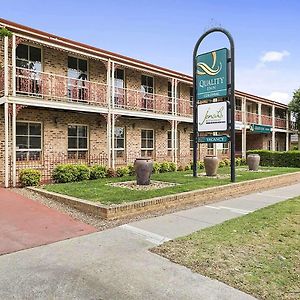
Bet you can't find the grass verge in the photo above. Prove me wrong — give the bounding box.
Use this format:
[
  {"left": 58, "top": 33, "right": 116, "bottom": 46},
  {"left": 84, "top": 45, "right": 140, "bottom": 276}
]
[
  {"left": 153, "top": 197, "right": 300, "bottom": 300},
  {"left": 43, "top": 167, "right": 300, "bottom": 205}
]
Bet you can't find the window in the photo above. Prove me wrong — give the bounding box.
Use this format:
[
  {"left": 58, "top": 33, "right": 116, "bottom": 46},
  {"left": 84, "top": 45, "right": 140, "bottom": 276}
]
[
  {"left": 68, "top": 56, "right": 88, "bottom": 101},
  {"left": 16, "top": 122, "right": 42, "bottom": 161},
  {"left": 114, "top": 69, "right": 125, "bottom": 107},
  {"left": 16, "top": 44, "right": 42, "bottom": 95},
  {"left": 268, "top": 140, "right": 272, "bottom": 150},
  {"left": 235, "top": 98, "right": 242, "bottom": 111},
  {"left": 189, "top": 87, "right": 193, "bottom": 107},
  {"left": 141, "top": 129, "right": 154, "bottom": 157},
  {"left": 141, "top": 75, "right": 154, "bottom": 111},
  {"left": 114, "top": 127, "right": 125, "bottom": 157},
  {"left": 68, "top": 125, "right": 88, "bottom": 159},
  {"left": 222, "top": 142, "right": 229, "bottom": 154},
  {"left": 168, "top": 81, "right": 172, "bottom": 114}
]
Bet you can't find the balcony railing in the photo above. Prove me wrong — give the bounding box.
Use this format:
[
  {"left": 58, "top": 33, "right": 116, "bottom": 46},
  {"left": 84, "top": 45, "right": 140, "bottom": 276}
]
[
  {"left": 235, "top": 110, "right": 242, "bottom": 122},
  {"left": 0, "top": 67, "right": 4, "bottom": 97},
  {"left": 246, "top": 112, "right": 259, "bottom": 124},
  {"left": 14, "top": 67, "right": 108, "bottom": 107},
  {"left": 261, "top": 114, "right": 272, "bottom": 126},
  {"left": 275, "top": 117, "right": 286, "bottom": 129}
]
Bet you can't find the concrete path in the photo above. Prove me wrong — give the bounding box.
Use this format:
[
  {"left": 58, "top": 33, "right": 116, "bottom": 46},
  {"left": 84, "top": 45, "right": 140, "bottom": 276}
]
[
  {"left": 0, "top": 183, "right": 299, "bottom": 299},
  {"left": 0, "top": 188, "right": 97, "bottom": 255}
]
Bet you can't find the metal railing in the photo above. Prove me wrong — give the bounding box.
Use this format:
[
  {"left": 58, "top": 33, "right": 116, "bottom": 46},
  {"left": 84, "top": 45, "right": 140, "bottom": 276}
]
[
  {"left": 0, "top": 67, "right": 4, "bottom": 96},
  {"left": 246, "top": 112, "right": 259, "bottom": 124},
  {"left": 275, "top": 117, "right": 286, "bottom": 129}
]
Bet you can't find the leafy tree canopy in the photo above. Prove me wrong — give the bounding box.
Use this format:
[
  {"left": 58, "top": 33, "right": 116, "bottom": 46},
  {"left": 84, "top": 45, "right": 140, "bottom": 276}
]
[
  {"left": 0, "top": 27, "right": 12, "bottom": 37},
  {"left": 288, "top": 88, "right": 300, "bottom": 127}
]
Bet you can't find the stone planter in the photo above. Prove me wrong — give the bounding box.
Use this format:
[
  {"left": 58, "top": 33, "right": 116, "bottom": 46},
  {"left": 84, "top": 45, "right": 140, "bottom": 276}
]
[
  {"left": 204, "top": 156, "right": 219, "bottom": 176},
  {"left": 134, "top": 158, "right": 153, "bottom": 185},
  {"left": 247, "top": 154, "right": 260, "bottom": 171}
]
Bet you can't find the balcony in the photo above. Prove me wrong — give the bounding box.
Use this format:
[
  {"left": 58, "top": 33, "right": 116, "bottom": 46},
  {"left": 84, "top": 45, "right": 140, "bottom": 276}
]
[
  {"left": 275, "top": 117, "right": 286, "bottom": 129},
  {"left": 246, "top": 112, "right": 259, "bottom": 124},
  {"left": 235, "top": 110, "right": 242, "bottom": 122},
  {"left": 261, "top": 114, "right": 272, "bottom": 126}
]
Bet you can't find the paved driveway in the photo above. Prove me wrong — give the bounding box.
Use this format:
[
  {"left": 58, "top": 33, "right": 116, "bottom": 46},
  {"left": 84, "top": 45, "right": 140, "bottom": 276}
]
[{"left": 0, "top": 188, "right": 96, "bottom": 255}]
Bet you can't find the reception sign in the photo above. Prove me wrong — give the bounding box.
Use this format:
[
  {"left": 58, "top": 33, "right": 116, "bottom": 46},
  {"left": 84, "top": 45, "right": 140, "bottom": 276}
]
[
  {"left": 196, "top": 48, "right": 228, "bottom": 101},
  {"left": 197, "top": 101, "right": 228, "bottom": 132},
  {"left": 249, "top": 124, "right": 272, "bottom": 133}
]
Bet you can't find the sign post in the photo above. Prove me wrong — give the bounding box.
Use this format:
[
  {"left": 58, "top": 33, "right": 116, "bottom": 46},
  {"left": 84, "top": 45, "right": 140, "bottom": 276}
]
[{"left": 193, "top": 28, "right": 235, "bottom": 182}]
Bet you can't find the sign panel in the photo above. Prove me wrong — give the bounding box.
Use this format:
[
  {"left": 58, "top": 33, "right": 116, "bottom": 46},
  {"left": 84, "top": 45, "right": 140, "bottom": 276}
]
[
  {"left": 197, "top": 101, "right": 228, "bottom": 132},
  {"left": 249, "top": 124, "right": 271, "bottom": 133},
  {"left": 198, "top": 135, "right": 230, "bottom": 143},
  {"left": 196, "top": 48, "right": 228, "bottom": 101}
]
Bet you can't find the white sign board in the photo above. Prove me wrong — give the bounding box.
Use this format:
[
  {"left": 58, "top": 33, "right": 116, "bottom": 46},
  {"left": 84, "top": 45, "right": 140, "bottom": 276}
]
[{"left": 198, "top": 101, "right": 228, "bottom": 132}]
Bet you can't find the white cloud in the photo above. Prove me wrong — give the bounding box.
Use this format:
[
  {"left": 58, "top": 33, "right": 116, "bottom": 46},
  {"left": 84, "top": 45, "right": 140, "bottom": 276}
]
[
  {"left": 260, "top": 50, "right": 290, "bottom": 63},
  {"left": 267, "top": 92, "right": 290, "bottom": 103}
]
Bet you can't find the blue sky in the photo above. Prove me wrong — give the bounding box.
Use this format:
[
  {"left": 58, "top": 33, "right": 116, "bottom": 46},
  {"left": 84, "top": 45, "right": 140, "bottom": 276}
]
[{"left": 2, "top": 0, "right": 300, "bottom": 103}]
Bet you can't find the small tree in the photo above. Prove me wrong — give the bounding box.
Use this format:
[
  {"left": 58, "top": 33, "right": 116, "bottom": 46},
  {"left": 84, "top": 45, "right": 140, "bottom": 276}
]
[
  {"left": 0, "top": 27, "right": 12, "bottom": 38},
  {"left": 288, "top": 88, "right": 300, "bottom": 149}
]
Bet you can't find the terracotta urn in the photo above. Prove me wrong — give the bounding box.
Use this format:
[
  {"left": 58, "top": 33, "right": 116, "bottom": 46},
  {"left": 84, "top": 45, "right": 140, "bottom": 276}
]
[
  {"left": 247, "top": 154, "right": 260, "bottom": 171},
  {"left": 134, "top": 157, "right": 153, "bottom": 185},
  {"left": 204, "top": 156, "right": 219, "bottom": 176}
]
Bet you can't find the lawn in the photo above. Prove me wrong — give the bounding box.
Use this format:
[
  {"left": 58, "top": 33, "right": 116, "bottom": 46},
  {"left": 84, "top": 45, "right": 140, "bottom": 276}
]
[
  {"left": 153, "top": 197, "right": 300, "bottom": 300},
  {"left": 43, "top": 166, "right": 300, "bottom": 205}
]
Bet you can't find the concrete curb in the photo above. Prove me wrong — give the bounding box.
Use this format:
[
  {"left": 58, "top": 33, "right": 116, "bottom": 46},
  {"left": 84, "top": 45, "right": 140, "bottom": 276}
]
[{"left": 28, "top": 171, "right": 300, "bottom": 220}]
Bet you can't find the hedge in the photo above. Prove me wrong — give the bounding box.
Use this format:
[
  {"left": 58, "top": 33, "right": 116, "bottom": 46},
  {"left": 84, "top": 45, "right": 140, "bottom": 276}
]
[
  {"left": 247, "top": 150, "right": 300, "bottom": 168},
  {"left": 19, "top": 169, "right": 41, "bottom": 186}
]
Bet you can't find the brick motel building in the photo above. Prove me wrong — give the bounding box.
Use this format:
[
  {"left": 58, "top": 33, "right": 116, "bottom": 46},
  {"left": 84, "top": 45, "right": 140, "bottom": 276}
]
[{"left": 0, "top": 19, "right": 296, "bottom": 187}]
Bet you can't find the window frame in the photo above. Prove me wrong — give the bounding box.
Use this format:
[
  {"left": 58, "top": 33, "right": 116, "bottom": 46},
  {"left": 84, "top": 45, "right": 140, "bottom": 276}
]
[
  {"left": 16, "top": 121, "right": 43, "bottom": 161},
  {"left": 67, "top": 124, "right": 89, "bottom": 159},
  {"left": 141, "top": 129, "right": 154, "bottom": 157},
  {"left": 114, "top": 126, "right": 126, "bottom": 157}
]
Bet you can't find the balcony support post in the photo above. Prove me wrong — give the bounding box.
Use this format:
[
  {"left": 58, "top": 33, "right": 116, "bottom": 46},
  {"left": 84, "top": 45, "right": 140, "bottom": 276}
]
[
  {"left": 12, "top": 103, "right": 16, "bottom": 187},
  {"left": 171, "top": 120, "right": 175, "bottom": 162},
  {"left": 258, "top": 103, "right": 262, "bottom": 124},
  {"left": 286, "top": 132, "right": 289, "bottom": 151},
  {"left": 4, "top": 102, "right": 9, "bottom": 187},
  {"left": 242, "top": 97, "right": 246, "bottom": 124},
  {"left": 4, "top": 36, "right": 9, "bottom": 96},
  {"left": 106, "top": 59, "right": 112, "bottom": 168},
  {"left": 171, "top": 78, "right": 175, "bottom": 116},
  {"left": 12, "top": 34, "right": 16, "bottom": 97},
  {"left": 174, "top": 79, "right": 178, "bottom": 116},
  {"left": 272, "top": 105, "right": 275, "bottom": 151},
  {"left": 242, "top": 127, "right": 247, "bottom": 159},
  {"left": 174, "top": 120, "right": 178, "bottom": 165},
  {"left": 111, "top": 62, "right": 115, "bottom": 169}
]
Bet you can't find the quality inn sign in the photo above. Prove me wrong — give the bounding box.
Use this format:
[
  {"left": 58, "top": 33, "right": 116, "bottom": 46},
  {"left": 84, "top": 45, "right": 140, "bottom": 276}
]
[
  {"left": 197, "top": 101, "right": 228, "bottom": 132},
  {"left": 196, "top": 48, "right": 228, "bottom": 101}
]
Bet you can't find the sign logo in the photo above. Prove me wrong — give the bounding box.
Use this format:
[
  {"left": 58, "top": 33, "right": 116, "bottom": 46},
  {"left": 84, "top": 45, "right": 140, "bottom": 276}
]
[
  {"left": 197, "top": 51, "right": 222, "bottom": 76},
  {"left": 196, "top": 48, "right": 228, "bottom": 101},
  {"left": 197, "top": 102, "right": 228, "bottom": 132}
]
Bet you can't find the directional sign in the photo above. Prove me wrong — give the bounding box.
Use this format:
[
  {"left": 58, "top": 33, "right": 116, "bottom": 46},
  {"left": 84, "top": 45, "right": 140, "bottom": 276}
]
[
  {"left": 196, "top": 48, "right": 228, "bottom": 101},
  {"left": 249, "top": 124, "right": 272, "bottom": 133},
  {"left": 198, "top": 135, "right": 230, "bottom": 143}
]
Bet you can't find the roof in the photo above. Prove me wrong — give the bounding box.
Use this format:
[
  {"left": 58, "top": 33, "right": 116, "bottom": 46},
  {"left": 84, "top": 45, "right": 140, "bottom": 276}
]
[{"left": 0, "top": 18, "right": 288, "bottom": 109}]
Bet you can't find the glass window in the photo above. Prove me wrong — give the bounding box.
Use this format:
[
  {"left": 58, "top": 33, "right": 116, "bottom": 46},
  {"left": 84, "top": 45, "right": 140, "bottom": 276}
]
[
  {"left": 68, "top": 125, "right": 88, "bottom": 159},
  {"left": 168, "top": 82, "right": 172, "bottom": 114},
  {"left": 141, "top": 129, "right": 154, "bottom": 157},
  {"left": 114, "top": 127, "right": 125, "bottom": 157},
  {"left": 16, "top": 44, "right": 42, "bottom": 72},
  {"left": 141, "top": 75, "right": 153, "bottom": 94},
  {"left": 16, "top": 122, "right": 42, "bottom": 161},
  {"left": 114, "top": 69, "right": 125, "bottom": 107},
  {"left": 189, "top": 87, "right": 193, "bottom": 107}
]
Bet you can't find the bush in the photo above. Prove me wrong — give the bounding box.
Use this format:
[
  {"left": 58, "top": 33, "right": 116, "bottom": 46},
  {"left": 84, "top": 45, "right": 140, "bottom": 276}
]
[
  {"left": 240, "top": 158, "right": 247, "bottom": 165},
  {"left": 90, "top": 165, "right": 107, "bottom": 180},
  {"left": 246, "top": 150, "right": 300, "bottom": 168},
  {"left": 197, "top": 161, "right": 204, "bottom": 169},
  {"left": 107, "top": 168, "right": 117, "bottom": 178},
  {"left": 160, "top": 162, "right": 170, "bottom": 173},
  {"left": 153, "top": 162, "right": 161, "bottom": 174},
  {"left": 19, "top": 169, "right": 41, "bottom": 186},
  {"left": 177, "top": 165, "right": 184, "bottom": 171},
  {"left": 127, "top": 164, "right": 135, "bottom": 176},
  {"left": 219, "top": 160, "right": 226, "bottom": 168},
  {"left": 116, "top": 166, "right": 130, "bottom": 177},
  {"left": 169, "top": 162, "right": 177, "bottom": 172},
  {"left": 75, "top": 164, "right": 90, "bottom": 181},
  {"left": 184, "top": 164, "right": 191, "bottom": 171},
  {"left": 223, "top": 158, "right": 230, "bottom": 166},
  {"left": 235, "top": 157, "right": 241, "bottom": 166},
  {"left": 52, "top": 164, "right": 79, "bottom": 183}
]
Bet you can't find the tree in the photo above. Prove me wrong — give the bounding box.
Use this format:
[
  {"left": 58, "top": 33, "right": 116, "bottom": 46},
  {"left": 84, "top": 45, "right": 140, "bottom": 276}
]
[
  {"left": 0, "top": 27, "right": 12, "bottom": 38},
  {"left": 288, "top": 88, "right": 300, "bottom": 149}
]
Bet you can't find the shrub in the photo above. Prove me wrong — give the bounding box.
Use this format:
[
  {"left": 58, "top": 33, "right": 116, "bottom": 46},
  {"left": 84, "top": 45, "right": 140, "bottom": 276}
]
[
  {"left": 169, "top": 162, "right": 177, "bottom": 172},
  {"left": 153, "top": 162, "right": 161, "bottom": 174},
  {"left": 107, "top": 168, "right": 117, "bottom": 178},
  {"left": 160, "top": 162, "right": 170, "bottom": 173},
  {"left": 75, "top": 164, "right": 90, "bottom": 181},
  {"left": 219, "top": 160, "right": 226, "bottom": 168},
  {"left": 197, "top": 161, "right": 204, "bottom": 169},
  {"left": 127, "top": 164, "right": 135, "bottom": 176},
  {"left": 19, "top": 169, "right": 41, "bottom": 186},
  {"left": 223, "top": 158, "right": 230, "bottom": 166},
  {"left": 246, "top": 150, "right": 300, "bottom": 168},
  {"left": 90, "top": 165, "right": 107, "bottom": 180},
  {"left": 116, "top": 166, "right": 130, "bottom": 177},
  {"left": 240, "top": 158, "right": 247, "bottom": 165},
  {"left": 184, "top": 164, "right": 191, "bottom": 171},
  {"left": 52, "top": 164, "right": 79, "bottom": 183},
  {"left": 177, "top": 165, "right": 184, "bottom": 171},
  {"left": 235, "top": 157, "right": 241, "bottom": 166}
]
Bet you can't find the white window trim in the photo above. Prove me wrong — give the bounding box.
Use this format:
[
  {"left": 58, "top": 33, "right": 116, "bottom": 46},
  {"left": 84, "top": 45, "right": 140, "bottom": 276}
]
[
  {"left": 114, "top": 126, "right": 126, "bottom": 150},
  {"left": 67, "top": 55, "right": 89, "bottom": 80},
  {"left": 141, "top": 128, "right": 154, "bottom": 150},
  {"left": 16, "top": 43, "right": 43, "bottom": 72}
]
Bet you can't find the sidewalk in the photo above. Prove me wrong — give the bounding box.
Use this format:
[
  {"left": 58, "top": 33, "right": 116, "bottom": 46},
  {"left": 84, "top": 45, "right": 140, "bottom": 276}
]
[{"left": 0, "top": 183, "right": 299, "bottom": 299}]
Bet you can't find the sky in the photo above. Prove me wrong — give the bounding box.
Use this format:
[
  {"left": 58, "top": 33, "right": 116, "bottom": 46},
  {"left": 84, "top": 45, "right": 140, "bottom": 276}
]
[{"left": 2, "top": 0, "right": 300, "bottom": 104}]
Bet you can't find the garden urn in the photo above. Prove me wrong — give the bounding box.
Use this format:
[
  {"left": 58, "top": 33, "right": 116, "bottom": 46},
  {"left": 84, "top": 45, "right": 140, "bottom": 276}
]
[
  {"left": 204, "top": 156, "right": 219, "bottom": 176},
  {"left": 134, "top": 157, "right": 153, "bottom": 185},
  {"left": 247, "top": 154, "right": 260, "bottom": 171}
]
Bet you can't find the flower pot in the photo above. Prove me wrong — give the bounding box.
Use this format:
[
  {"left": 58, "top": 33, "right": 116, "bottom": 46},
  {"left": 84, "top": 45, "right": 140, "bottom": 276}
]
[
  {"left": 204, "top": 156, "right": 219, "bottom": 176},
  {"left": 247, "top": 154, "right": 260, "bottom": 171},
  {"left": 134, "top": 157, "right": 153, "bottom": 185}
]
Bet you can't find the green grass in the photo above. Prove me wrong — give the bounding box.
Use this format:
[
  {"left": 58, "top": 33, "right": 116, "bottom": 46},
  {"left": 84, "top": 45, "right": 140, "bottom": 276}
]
[
  {"left": 153, "top": 197, "right": 300, "bottom": 300},
  {"left": 42, "top": 166, "right": 300, "bottom": 205}
]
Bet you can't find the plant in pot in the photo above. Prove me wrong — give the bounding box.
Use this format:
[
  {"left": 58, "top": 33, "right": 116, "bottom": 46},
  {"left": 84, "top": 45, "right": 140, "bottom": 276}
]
[{"left": 204, "top": 155, "right": 219, "bottom": 176}]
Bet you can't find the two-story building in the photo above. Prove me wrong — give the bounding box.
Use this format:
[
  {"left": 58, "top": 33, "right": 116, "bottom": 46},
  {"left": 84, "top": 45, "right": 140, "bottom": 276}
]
[{"left": 0, "top": 19, "right": 296, "bottom": 187}]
